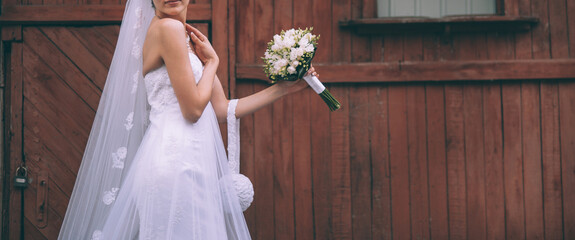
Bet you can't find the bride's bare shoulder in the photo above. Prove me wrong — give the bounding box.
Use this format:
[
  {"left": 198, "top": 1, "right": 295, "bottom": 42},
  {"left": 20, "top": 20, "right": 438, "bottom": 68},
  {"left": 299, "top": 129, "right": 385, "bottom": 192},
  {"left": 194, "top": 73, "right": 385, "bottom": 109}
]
[{"left": 148, "top": 18, "right": 185, "bottom": 38}]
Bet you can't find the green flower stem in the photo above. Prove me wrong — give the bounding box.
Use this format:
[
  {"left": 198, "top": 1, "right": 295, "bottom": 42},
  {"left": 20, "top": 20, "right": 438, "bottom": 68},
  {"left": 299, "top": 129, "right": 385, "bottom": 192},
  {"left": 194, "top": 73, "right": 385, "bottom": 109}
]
[{"left": 319, "top": 89, "right": 341, "bottom": 111}]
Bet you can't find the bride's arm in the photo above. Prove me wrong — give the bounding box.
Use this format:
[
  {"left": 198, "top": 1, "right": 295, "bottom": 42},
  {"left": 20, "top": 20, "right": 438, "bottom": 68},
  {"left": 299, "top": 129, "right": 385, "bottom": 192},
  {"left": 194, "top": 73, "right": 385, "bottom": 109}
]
[
  {"left": 160, "top": 21, "right": 218, "bottom": 123},
  {"left": 210, "top": 70, "right": 314, "bottom": 123}
]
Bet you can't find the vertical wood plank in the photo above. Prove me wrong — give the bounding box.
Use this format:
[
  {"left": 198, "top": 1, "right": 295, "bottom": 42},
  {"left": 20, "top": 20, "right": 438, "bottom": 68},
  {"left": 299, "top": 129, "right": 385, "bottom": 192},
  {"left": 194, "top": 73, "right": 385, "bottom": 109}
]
[
  {"left": 388, "top": 84, "right": 410, "bottom": 240},
  {"left": 501, "top": 83, "right": 526, "bottom": 240},
  {"left": 559, "top": 80, "right": 575, "bottom": 239},
  {"left": 272, "top": 95, "right": 295, "bottom": 240},
  {"left": 331, "top": 0, "right": 352, "bottom": 238},
  {"left": 212, "top": 0, "right": 230, "bottom": 95},
  {"left": 463, "top": 83, "right": 486, "bottom": 240},
  {"left": 8, "top": 40, "right": 24, "bottom": 240},
  {"left": 369, "top": 85, "right": 392, "bottom": 240},
  {"left": 310, "top": 95, "right": 332, "bottom": 240},
  {"left": 548, "top": 0, "right": 569, "bottom": 58},
  {"left": 313, "top": 0, "right": 333, "bottom": 63},
  {"left": 540, "top": 81, "right": 564, "bottom": 239},
  {"left": 272, "top": 0, "right": 295, "bottom": 238},
  {"left": 236, "top": 0, "right": 255, "bottom": 64},
  {"left": 292, "top": 1, "right": 314, "bottom": 239},
  {"left": 483, "top": 82, "right": 506, "bottom": 240},
  {"left": 403, "top": 31, "right": 428, "bottom": 240},
  {"left": 521, "top": 81, "right": 544, "bottom": 240},
  {"left": 505, "top": 0, "right": 519, "bottom": 15},
  {"left": 253, "top": 0, "right": 273, "bottom": 64},
  {"left": 228, "top": 0, "right": 237, "bottom": 98},
  {"left": 425, "top": 83, "right": 449, "bottom": 239},
  {"left": 530, "top": 0, "right": 551, "bottom": 59},
  {"left": 569, "top": 0, "right": 575, "bottom": 58},
  {"left": 349, "top": 85, "right": 371, "bottom": 240},
  {"left": 515, "top": 0, "right": 532, "bottom": 60},
  {"left": 292, "top": 89, "right": 313, "bottom": 240},
  {"left": 445, "top": 84, "right": 467, "bottom": 240},
  {"left": 252, "top": 83, "right": 274, "bottom": 240},
  {"left": 406, "top": 84, "right": 429, "bottom": 240},
  {"left": 350, "top": 0, "right": 370, "bottom": 62},
  {"left": 249, "top": 0, "right": 271, "bottom": 238},
  {"left": 236, "top": 82, "right": 257, "bottom": 236},
  {"left": 362, "top": 0, "right": 383, "bottom": 62},
  {"left": 332, "top": 0, "right": 352, "bottom": 63},
  {"left": 485, "top": 17, "right": 511, "bottom": 240},
  {"left": 311, "top": 0, "right": 334, "bottom": 237},
  {"left": 331, "top": 86, "right": 352, "bottom": 240}
]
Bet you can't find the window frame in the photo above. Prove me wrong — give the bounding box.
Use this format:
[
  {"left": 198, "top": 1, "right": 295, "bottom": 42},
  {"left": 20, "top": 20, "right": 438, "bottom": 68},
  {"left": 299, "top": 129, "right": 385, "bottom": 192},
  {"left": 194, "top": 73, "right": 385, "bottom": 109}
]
[{"left": 339, "top": 0, "right": 538, "bottom": 35}]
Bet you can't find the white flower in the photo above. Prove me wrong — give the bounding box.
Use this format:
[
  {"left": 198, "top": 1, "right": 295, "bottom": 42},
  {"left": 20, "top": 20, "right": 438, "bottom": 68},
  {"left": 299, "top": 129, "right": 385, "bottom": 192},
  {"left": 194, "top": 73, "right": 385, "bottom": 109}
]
[
  {"left": 271, "top": 44, "right": 280, "bottom": 51},
  {"left": 282, "top": 37, "right": 296, "bottom": 48},
  {"left": 274, "top": 59, "right": 288, "bottom": 69},
  {"left": 292, "top": 61, "right": 299, "bottom": 67},
  {"left": 102, "top": 188, "right": 119, "bottom": 205},
  {"left": 287, "top": 66, "right": 296, "bottom": 74},
  {"left": 304, "top": 44, "right": 315, "bottom": 53},
  {"left": 289, "top": 48, "right": 299, "bottom": 61},
  {"left": 273, "top": 34, "right": 282, "bottom": 43},
  {"left": 285, "top": 29, "right": 296, "bottom": 38},
  {"left": 298, "top": 36, "right": 309, "bottom": 47}
]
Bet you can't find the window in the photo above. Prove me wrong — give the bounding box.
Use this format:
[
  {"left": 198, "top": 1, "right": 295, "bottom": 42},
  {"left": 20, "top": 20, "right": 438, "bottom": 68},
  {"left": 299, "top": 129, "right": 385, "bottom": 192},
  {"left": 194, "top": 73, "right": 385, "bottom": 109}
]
[{"left": 377, "top": 0, "right": 496, "bottom": 18}]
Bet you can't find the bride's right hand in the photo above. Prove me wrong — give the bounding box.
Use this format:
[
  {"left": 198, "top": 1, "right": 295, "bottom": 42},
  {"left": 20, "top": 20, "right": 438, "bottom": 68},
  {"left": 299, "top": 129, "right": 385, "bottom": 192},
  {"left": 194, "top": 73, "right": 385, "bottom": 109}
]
[{"left": 186, "top": 24, "right": 219, "bottom": 65}]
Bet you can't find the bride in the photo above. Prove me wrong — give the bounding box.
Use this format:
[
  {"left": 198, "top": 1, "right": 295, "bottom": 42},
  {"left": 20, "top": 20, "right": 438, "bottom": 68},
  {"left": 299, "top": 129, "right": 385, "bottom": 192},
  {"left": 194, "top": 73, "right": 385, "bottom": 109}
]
[{"left": 57, "top": 0, "right": 316, "bottom": 238}]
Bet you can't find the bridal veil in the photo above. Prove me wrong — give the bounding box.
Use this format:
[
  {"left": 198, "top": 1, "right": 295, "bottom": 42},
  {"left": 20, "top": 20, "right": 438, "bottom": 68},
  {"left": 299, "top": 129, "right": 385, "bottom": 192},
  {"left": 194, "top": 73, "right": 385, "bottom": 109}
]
[{"left": 57, "top": 0, "right": 250, "bottom": 238}]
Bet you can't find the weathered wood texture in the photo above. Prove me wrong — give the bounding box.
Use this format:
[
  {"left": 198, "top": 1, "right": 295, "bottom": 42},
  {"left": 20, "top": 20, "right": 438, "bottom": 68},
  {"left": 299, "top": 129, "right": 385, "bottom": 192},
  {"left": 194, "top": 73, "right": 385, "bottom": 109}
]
[
  {"left": 2, "top": 0, "right": 575, "bottom": 239},
  {"left": 233, "top": 0, "right": 575, "bottom": 239}
]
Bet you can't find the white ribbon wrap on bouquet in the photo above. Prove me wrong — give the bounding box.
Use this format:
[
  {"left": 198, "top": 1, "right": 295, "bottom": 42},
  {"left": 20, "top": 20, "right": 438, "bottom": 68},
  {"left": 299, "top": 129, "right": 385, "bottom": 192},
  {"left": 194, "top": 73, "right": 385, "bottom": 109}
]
[
  {"left": 227, "top": 99, "right": 254, "bottom": 211},
  {"left": 303, "top": 75, "right": 326, "bottom": 94}
]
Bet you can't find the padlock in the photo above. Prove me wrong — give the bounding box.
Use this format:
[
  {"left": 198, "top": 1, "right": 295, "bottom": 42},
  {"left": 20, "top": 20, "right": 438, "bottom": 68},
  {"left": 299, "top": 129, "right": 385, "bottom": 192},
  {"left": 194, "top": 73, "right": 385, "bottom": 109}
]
[{"left": 14, "top": 166, "right": 29, "bottom": 189}]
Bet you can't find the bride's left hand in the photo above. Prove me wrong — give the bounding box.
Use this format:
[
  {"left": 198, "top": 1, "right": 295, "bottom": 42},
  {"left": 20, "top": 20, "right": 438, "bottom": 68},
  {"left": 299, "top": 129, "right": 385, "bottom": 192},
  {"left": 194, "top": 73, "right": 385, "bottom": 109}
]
[{"left": 276, "top": 65, "right": 318, "bottom": 95}]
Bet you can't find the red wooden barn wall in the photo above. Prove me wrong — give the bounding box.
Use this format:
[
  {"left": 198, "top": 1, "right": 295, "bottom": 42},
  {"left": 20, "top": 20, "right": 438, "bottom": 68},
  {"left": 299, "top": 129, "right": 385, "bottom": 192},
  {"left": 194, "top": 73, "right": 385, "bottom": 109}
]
[
  {"left": 1, "top": 0, "right": 575, "bottom": 239},
  {"left": 233, "top": 0, "right": 575, "bottom": 239}
]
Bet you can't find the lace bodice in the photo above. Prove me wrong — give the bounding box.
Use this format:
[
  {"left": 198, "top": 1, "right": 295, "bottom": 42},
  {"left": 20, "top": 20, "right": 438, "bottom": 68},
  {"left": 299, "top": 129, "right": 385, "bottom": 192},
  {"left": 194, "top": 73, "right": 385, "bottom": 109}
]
[{"left": 144, "top": 53, "right": 204, "bottom": 114}]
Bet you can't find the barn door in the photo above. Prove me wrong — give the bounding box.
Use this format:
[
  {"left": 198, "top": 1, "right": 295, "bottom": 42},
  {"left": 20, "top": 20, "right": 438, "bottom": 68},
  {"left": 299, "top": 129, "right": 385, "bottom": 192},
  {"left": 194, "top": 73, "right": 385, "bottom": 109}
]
[
  {"left": 3, "top": 18, "right": 222, "bottom": 239},
  {"left": 5, "top": 25, "right": 117, "bottom": 240}
]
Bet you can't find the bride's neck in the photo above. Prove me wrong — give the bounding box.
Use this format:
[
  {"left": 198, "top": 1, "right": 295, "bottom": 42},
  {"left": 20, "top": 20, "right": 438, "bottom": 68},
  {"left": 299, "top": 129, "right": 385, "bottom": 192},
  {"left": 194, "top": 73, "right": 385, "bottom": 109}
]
[{"left": 155, "top": 11, "right": 186, "bottom": 23}]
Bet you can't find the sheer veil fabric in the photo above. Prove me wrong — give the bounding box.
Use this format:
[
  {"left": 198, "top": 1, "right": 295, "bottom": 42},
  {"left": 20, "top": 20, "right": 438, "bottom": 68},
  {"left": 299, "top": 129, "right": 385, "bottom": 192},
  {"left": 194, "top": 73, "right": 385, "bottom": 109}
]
[{"left": 58, "top": 0, "right": 251, "bottom": 238}]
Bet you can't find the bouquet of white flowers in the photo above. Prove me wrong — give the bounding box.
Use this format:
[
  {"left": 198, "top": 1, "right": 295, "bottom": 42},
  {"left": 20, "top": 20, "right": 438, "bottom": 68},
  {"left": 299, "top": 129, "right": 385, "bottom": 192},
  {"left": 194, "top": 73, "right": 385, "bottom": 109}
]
[{"left": 263, "top": 28, "right": 341, "bottom": 111}]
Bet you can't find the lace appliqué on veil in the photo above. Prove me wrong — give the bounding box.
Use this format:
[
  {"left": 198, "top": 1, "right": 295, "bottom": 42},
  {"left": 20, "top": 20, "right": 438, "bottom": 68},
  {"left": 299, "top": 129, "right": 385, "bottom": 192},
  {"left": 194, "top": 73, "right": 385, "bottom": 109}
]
[
  {"left": 91, "top": 230, "right": 102, "bottom": 240},
  {"left": 134, "top": 7, "right": 143, "bottom": 30},
  {"left": 124, "top": 112, "right": 134, "bottom": 130},
  {"left": 131, "top": 71, "right": 140, "bottom": 94},
  {"left": 132, "top": 36, "right": 142, "bottom": 59},
  {"left": 112, "top": 147, "right": 127, "bottom": 169},
  {"left": 102, "top": 188, "right": 119, "bottom": 205}
]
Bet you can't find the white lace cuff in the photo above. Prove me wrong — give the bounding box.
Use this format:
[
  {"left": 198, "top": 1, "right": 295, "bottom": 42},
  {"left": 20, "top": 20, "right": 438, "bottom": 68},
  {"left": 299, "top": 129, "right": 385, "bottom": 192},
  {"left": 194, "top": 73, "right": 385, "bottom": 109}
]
[{"left": 227, "top": 99, "right": 240, "bottom": 174}]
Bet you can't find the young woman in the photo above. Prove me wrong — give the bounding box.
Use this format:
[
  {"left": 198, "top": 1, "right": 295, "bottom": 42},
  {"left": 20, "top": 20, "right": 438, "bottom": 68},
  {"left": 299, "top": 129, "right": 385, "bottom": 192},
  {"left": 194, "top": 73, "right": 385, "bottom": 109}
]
[{"left": 58, "top": 0, "right": 316, "bottom": 238}]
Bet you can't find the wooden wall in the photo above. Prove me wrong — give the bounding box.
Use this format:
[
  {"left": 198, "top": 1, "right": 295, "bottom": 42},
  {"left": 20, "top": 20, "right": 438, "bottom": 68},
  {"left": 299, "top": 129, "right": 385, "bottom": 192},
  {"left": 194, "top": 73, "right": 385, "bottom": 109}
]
[
  {"left": 234, "top": 0, "right": 575, "bottom": 239},
  {"left": 1, "top": 0, "right": 575, "bottom": 239}
]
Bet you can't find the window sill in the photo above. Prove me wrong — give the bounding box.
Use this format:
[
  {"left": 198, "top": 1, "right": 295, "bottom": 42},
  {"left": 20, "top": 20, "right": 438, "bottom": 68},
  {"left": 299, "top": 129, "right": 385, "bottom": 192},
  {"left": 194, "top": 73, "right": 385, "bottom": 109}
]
[{"left": 339, "top": 15, "right": 539, "bottom": 35}]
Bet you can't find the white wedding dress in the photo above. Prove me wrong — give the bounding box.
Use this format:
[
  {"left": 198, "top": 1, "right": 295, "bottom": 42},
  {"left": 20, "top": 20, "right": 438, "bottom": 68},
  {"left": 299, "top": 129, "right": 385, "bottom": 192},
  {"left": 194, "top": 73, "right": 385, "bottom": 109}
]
[{"left": 94, "top": 52, "right": 251, "bottom": 240}]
